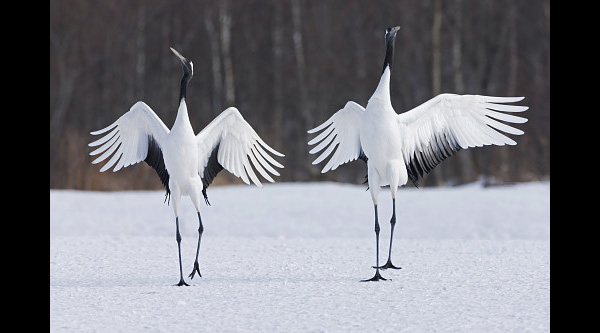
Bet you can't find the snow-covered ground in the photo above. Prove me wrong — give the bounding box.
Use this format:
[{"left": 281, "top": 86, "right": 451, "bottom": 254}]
[{"left": 50, "top": 181, "right": 549, "bottom": 332}]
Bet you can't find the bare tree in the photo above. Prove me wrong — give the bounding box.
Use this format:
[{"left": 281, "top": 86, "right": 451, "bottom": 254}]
[
  {"left": 50, "top": 0, "right": 550, "bottom": 190},
  {"left": 135, "top": 4, "right": 146, "bottom": 100},
  {"left": 290, "top": 0, "right": 311, "bottom": 180},
  {"left": 220, "top": 0, "right": 235, "bottom": 107},
  {"left": 429, "top": 0, "right": 445, "bottom": 186},
  {"left": 451, "top": 0, "right": 475, "bottom": 184},
  {"left": 272, "top": 0, "right": 284, "bottom": 149},
  {"left": 204, "top": 8, "right": 222, "bottom": 113},
  {"left": 50, "top": 27, "right": 79, "bottom": 150}
]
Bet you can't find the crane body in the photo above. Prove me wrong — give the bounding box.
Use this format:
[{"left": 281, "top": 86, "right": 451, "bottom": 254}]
[
  {"left": 90, "top": 48, "right": 284, "bottom": 286},
  {"left": 308, "top": 27, "right": 528, "bottom": 281}
]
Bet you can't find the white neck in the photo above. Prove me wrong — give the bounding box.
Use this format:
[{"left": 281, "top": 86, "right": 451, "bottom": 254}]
[
  {"left": 368, "top": 66, "right": 391, "bottom": 105},
  {"left": 173, "top": 99, "right": 191, "bottom": 130}
]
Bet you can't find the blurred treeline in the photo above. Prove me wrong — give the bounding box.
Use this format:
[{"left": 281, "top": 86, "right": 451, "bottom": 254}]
[{"left": 50, "top": 0, "right": 550, "bottom": 190}]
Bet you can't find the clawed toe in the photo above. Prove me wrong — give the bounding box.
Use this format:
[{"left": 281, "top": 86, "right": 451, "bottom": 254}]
[
  {"left": 189, "top": 262, "right": 202, "bottom": 279},
  {"left": 175, "top": 279, "right": 190, "bottom": 286},
  {"left": 361, "top": 270, "right": 389, "bottom": 282},
  {"left": 372, "top": 259, "right": 402, "bottom": 270}
]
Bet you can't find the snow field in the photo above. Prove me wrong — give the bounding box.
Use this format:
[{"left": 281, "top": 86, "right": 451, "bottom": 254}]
[{"left": 50, "top": 181, "right": 549, "bottom": 332}]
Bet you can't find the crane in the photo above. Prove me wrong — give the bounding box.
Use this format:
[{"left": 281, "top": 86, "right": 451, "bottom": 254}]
[
  {"left": 307, "top": 26, "right": 528, "bottom": 281},
  {"left": 89, "top": 47, "right": 284, "bottom": 286}
]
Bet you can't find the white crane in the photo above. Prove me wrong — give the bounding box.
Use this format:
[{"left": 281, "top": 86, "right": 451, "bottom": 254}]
[
  {"left": 89, "top": 47, "right": 284, "bottom": 286},
  {"left": 307, "top": 26, "right": 528, "bottom": 282}
]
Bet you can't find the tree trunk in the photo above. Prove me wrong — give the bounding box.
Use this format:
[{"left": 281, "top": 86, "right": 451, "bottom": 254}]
[
  {"left": 500, "top": 0, "right": 519, "bottom": 180},
  {"left": 204, "top": 9, "right": 222, "bottom": 113},
  {"left": 50, "top": 28, "right": 79, "bottom": 151},
  {"left": 220, "top": 0, "right": 235, "bottom": 107},
  {"left": 432, "top": 0, "right": 442, "bottom": 97},
  {"left": 452, "top": 0, "right": 475, "bottom": 184},
  {"left": 291, "top": 0, "right": 311, "bottom": 180},
  {"left": 430, "top": 0, "right": 445, "bottom": 186},
  {"left": 272, "top": 0, "right": 284, "bottom": 150},
  {"left": 135, "top": 4, "right": 146, "bottom": 100}
]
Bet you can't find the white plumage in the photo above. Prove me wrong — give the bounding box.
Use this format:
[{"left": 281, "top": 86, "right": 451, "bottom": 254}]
[
  {"left": 309, "top": 87, "right": 528, "bottom": 185},
  {"left": 90, "top": 101, "right": 169, "bottom": 172},
  {"left": 308, "top": 26, "right": 528, "bottom": 281},
  {"left": 308, "top": 101, "right": 365, "bottom": 172},
  {"left": 89, "top": 47, "right": 284, "bottom": 286},
  {"left": 89, "top": 103, "right": 284, "bottom": 189},
  {"left": 196, "top": 107, "right": 284, "bottom": 186}
]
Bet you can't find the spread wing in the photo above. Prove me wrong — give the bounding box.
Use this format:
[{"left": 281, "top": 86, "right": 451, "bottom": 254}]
[
  {"left": 397, "top": 94, "right": 528, "bottom": 185},
  {"left": 88, "top": 101, "right": 171, "bottom": 193},
  {"left": 307, "top": 101, "right": 366, "bottom": 173},
  {"left": 196, "top": 107, "right": 284, "bottom": 194}
]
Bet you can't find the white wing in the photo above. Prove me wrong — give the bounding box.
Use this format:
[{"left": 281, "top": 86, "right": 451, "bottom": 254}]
[
  {"left": 397, "top": 93, "right": 528, "bottom": 182},
  {"left": 196, "top": 107, "right": 284, "bottom": 187},
  {"left": 307, "top": 101, "right": 365, "bottom": 173},
  {"left": 89, "top": 101, "right": 170, "bottom": 173}
]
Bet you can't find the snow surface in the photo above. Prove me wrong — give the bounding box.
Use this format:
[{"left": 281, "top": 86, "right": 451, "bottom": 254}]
[{"left": 50, "top": 181, "right": 549, "bottom": 332}]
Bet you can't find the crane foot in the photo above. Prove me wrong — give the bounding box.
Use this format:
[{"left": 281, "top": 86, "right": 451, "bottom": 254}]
[
  {"left": 372, "top": 259, "right": 402, "bottom": 270},
  {"left": 175, "top": 278, "right": 190, "bottom": 286},
  {"left": 189, "top": 261, "right": 202, "bottom": 279},
  {"left": 360, "top": 270, "right": 389, "bottom": 282}
]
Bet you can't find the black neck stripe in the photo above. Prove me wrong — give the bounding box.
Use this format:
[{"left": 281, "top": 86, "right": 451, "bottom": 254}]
[{"left": 382, "top": 37, "right": 395, "bottom": 74}]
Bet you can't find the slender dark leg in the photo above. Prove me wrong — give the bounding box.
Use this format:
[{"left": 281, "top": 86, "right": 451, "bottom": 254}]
[
  {"left": 189, "top": 211, "right": 204, "bottom": 279},
  {"left": 361, "top": 204, "right": 388, "bottom": 282},
  {"left": 175, "top": 217, "right": 190, "bottom": 286},
  {"left": 376, "top": 198, "right": 402, "bottom": 270}
]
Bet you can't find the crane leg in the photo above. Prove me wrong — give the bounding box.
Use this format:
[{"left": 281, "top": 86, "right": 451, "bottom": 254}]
[
  {"left": 375, "top": 198, "right": 402, "bottom": 270},
  {"left": 175, "top": 217, "right": 190, "bottom": 286},
  {"left": 189, "top": 211, "right": 204, "bottom": 279},
  {"left": 361, "top": 204, "right": 388, "bottom": 282}
]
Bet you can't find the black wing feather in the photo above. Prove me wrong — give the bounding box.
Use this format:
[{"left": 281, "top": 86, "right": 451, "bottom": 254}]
[
  {"left": 201, "top": 143, "right": 224, "bottom": 206},
  {"left": 144, "top": 135, "right": 171, "bottom": 203},
  {"left": 404, "top": 130, "right": 461, "bottom": 187},
  {"left": 359, "top": 148, "right": 369, "bottom": 186}
]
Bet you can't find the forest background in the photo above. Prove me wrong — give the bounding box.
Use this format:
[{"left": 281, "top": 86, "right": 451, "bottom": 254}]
[{"left": 50, "top": 0, "right": 550, "bottom": 190}]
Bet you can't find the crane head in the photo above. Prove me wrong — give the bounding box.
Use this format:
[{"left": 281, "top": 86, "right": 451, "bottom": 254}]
[
  {"left": 170, "top": 47, "right": 193, "bottom": 78},
  {"left": 385, "top": 26, "right": 400, "bottom": 43}
]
